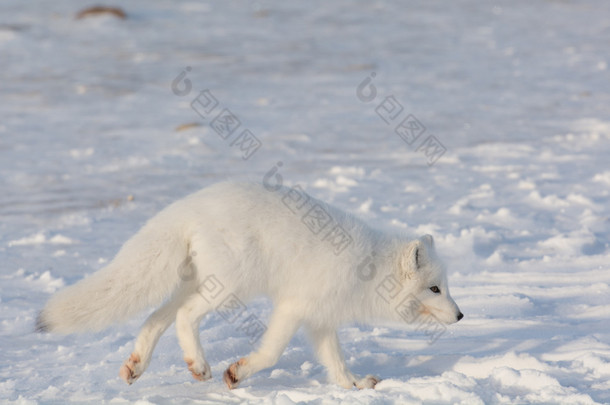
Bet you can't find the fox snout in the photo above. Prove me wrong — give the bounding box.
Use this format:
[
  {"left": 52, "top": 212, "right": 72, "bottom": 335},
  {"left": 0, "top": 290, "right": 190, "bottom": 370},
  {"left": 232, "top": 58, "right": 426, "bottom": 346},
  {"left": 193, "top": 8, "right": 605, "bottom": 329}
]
[
  {"left": 421, "top": 303, "right": 463, "bottom": 325},
  {"left": 446, "top": 310, "right": 464, "bottom": 324},
  {"left": 432, "top": 296, "right": 463, "bottom": 324}
]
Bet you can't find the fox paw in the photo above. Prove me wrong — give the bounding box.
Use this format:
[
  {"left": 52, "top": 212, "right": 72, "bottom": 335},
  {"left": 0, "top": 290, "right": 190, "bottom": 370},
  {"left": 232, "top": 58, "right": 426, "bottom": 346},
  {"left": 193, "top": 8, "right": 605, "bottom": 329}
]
[
  {"left": 185, "top": 357, "right": 212, "bottom": 381},
  {"left": 355, "top": 374, "right": 381, "bottom": 389},
  {"left": 223, "top": 358, "right": 247, "bottom": 389},
  {"left": 119, "top": 353, "right": 142, "bottom": 385}
]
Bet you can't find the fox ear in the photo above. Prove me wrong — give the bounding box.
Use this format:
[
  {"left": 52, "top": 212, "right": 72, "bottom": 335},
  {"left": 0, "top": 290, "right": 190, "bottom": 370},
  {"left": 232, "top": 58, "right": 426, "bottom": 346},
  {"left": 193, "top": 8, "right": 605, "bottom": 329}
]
[
  {"left": 399, "top": 240, "right": 422, "bottom": 280},
  {"left": 421, "top": 234, "right": 434, "bottom": 247}
]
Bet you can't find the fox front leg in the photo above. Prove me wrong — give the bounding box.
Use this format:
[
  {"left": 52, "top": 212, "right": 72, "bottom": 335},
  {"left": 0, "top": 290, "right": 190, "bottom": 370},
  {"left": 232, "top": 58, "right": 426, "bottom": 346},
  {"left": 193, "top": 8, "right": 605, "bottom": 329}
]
[
  {"left": 307, "top": 326, "right": 380, "bottom": 389},
  {"left": 223, "top": 306, "right": 301, "bottom": 389}
]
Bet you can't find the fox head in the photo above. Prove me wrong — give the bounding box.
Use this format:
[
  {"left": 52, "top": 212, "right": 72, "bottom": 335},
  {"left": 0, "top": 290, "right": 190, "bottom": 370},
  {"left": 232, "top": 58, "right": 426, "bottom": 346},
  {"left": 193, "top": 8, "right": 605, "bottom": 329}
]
[{"left": 386, "top": 235, "right": 463, "bottom": 325}]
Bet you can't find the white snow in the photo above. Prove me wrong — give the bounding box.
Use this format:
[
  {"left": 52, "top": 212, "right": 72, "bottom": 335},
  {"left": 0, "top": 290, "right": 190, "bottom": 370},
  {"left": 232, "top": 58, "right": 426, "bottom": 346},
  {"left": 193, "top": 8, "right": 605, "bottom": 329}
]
[
  {"left": 1, "top": 0, "right": 609, "bottom": 404},
  {"left": 8, "top": 233, "right": 77, "bottom": 247}
]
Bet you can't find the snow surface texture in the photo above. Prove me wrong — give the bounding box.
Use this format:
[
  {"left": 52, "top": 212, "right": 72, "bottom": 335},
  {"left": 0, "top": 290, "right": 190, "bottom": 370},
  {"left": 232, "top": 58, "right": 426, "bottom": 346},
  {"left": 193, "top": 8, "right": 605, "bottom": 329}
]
[{"left": 1, "top": 1, "right": 609, "bottom": 404}]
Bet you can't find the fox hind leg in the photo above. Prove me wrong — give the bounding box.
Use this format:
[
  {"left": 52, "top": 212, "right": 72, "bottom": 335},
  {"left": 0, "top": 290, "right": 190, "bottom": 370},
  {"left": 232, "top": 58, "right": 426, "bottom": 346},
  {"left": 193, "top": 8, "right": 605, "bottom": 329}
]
[
  {"left": 175, "top": 292, "right": 214, "bottom": 381},
  {"left": 119, "top": 293, "right": 184, "bottom": 384}
]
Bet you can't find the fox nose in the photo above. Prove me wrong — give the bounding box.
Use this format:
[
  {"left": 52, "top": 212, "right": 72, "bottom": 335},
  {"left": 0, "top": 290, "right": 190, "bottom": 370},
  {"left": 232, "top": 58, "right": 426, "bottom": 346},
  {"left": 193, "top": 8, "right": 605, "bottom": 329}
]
[{"left": 457, "top": 312, "right": 464, "bottom": 321}]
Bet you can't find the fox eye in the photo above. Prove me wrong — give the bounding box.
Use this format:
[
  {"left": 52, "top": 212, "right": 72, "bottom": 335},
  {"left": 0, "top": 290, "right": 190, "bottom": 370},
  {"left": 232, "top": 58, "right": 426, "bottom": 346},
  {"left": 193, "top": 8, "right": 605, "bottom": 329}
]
[{"left": 430, "top": 286, "right": 440, "bottom": 294}]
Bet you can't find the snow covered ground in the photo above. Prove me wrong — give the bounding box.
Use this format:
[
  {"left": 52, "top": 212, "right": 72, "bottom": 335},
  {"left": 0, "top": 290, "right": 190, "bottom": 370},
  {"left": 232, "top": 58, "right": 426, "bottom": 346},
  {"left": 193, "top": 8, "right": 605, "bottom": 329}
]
[{"left": 2, "top": 0, "right": 610, "bottom": 403}]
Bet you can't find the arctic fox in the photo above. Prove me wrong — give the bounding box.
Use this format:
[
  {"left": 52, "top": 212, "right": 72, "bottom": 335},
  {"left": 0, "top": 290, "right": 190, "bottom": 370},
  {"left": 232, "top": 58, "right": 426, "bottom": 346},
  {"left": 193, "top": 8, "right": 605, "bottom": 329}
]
[{"left": 37, "top": 181, "right": 463, "bottom": 389}]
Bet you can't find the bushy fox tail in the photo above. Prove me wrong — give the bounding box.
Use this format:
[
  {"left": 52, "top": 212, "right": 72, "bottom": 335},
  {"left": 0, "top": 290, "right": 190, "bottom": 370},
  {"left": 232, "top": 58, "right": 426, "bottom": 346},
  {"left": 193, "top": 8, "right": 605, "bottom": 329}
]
[{"left": 37, "top": 218, "right": 190, "bottom": 334}]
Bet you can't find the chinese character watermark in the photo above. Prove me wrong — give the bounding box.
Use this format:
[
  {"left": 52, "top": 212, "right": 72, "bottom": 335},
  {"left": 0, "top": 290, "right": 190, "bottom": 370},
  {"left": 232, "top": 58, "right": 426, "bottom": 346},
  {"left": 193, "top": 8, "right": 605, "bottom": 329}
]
[
  {"left": 262, "top": 162, "right": 353, "bottom": 256},
  {"left": 357, "top": 72, "right": 447, "bottom": 166},
  {"left": 176, "top": 254, "right": 266, "bottom": 345},
  {"left": 376, "top": 274, "right": 447, "bottom": 344},
  {"left": 172, "top": 67, "right": 262, "bottom": 160}
]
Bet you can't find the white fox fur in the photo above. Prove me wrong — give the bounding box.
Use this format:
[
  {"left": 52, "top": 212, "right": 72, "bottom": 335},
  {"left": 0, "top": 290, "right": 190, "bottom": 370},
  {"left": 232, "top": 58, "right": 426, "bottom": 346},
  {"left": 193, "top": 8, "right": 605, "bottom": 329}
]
[{"left": 38, "top": 181, "right": 462, "bottom": 389}]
